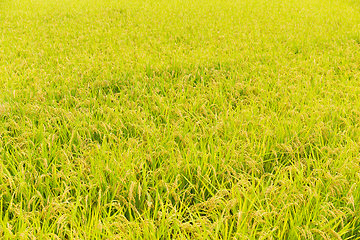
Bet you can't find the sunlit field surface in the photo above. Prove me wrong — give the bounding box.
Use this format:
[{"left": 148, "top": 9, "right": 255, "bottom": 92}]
[{"left": 1, "top": 0, "right": 360, "bottom": 238}]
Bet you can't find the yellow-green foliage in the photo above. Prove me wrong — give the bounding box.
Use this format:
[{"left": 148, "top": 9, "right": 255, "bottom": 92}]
[{"left": 1, "top": 0, "right": 360, "bottom": 239}]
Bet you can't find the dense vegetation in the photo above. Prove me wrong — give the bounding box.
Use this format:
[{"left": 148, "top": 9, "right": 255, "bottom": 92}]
[{"left": 1, "top": 0, "right": 360, "bottom": 238}]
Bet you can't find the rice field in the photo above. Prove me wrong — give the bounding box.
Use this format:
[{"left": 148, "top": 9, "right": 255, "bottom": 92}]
[{"left": 1, "top": 0, "right": 360, "bottom": 239}]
